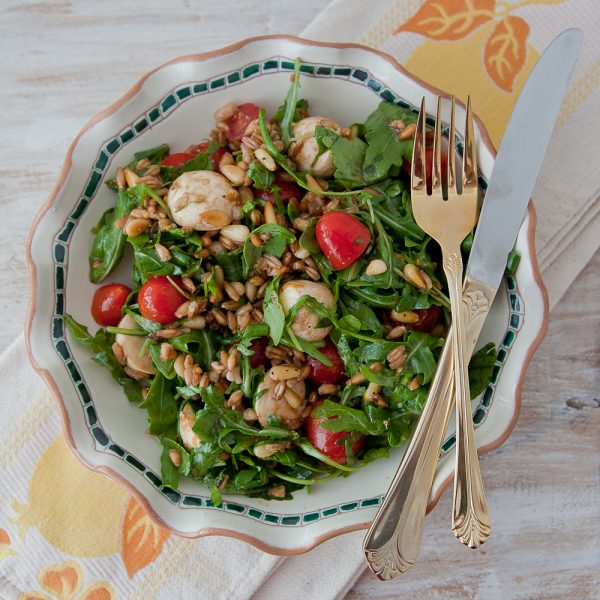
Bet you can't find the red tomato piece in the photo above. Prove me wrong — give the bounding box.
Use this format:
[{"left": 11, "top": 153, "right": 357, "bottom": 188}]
[
  {"left": 224, "top": 103, "right": 260, "bottom": 143},
  {"left": 308, "top": 339, "right": 346, "bottom": 385},
  {"left": 316, "top": 211, "right": 371, "bottom": 270},
  {"left": 408, "top": 305, "right": 442, "bottom": 333},
  {"left": 138, "top": 276, "right": 187, "bottom": 325},
  {"left": 91, "top": 283, "right": 131, "bottom": 327},
  {"left": 256, "top": 177, "right": 302, "bottom": 204},
  {"left": 249, "top": 337, "right": 269, "bottom": 369},
  {"left": 189, "top": 141, "right": 227, "bottom": 171},
  {"left": 305, "top": 403, "right": 366, "bottom": 464},
  {"left": 403, "top": 148, "right": 448, "bottom": 192},
  {"left": 161, "top": 152, "right": 196, "bottom": 168}
]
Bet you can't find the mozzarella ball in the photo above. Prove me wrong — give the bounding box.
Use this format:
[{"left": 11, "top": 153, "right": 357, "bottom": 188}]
[
  {"left": 167, "top": 170, "right": 237, "bottom": 231},
  {"left": 256, "top": 373, "right": 307, "bottom": 430},
  {"left": 115, "top": 314, "right": 155, "bottom": 375},
  {"left": 279, "top": 280, "right": 334, "bottom": 342},
  {"left": 289, "top": 117, "right": 341, "bottom": 178},
  {"left": 179, "top": 403, "right": 202, "bottom": 450}
]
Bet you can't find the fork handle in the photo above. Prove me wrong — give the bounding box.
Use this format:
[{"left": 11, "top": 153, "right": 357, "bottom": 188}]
[
  {"left": 363, "top": 277, "right": 495, "bottom": 579},
  {"left": 444, "top": 256, "right": 492, "bottom": 548}
]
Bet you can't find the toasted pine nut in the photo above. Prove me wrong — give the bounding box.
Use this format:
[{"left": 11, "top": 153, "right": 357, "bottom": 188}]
[
  {"left": 124, "top": 167, "right": 139, "bottom": 188},
  {"left": 305, "top": 173, "right": 322, "bottom": 192},
  {"left": 214, "top": 102, "right": 237, "bottom": 122},
  {"left": 391, "top": 309, "right": 420, "bottom": 324},
  {"left": 254, "top": 148, "right": 277, "bottom": 171},
  {"left": 366, "top": 259, "right": 387, "bottom": 276},
  {"left": 364, "top": 382, "right": 382, "bottom": 402},
  {"left": 404, "top": 264, "right": 427, "bottom": 289},
  {"left": 369, "top": 361, "right": 385, "bottom": 372},
  {"left": 407, "top": 376, "right": 421, "bottom": 391},
  {"left": 112, "top": 342, "right": 126, "bottom": 365},
  {"left": 398, "top": 123, "right": 417, "bottom": 141},
  {"left": 219, "top": 152, "right": 235, "bottom": 169},
  {"left": 317, "top": 384, "right": 339, "bottom": 395},
  {"left": 124, "top": 218, "right": 150, "bottom": 237},
  {"left": 263, "top": 201, "right": 277, "bottom": 224},
  {"left": 221, "top": 224, "right": 250, "bottom": 244},
  {"left": 347, "top": 372, "right": 367, "bottom": 385},
  {"left": 220, "top": 164, "right": 246, "bottom": 185},
  {"left": 155, "top": 243, "right": 171, "bottom": 262},
  {"left": 168, "top": 449, "right": 182, "bottom": 467},
  {"left": 284, "top": 387, "right": 304, "bottom": 409},
  {"left": 387, "top": 325, "right": 408, "bottom": 340},
  {"left": 243, "top": 408, "right": 258, "bottom": 422},
  {"left": 268, "top": 485, "right": 286, "bottom": 498},
  {"left": 174, "top": 354, "right": 186, "bottom": 378},
  {"left": 185, "top": 316, "right": 206, "bottom": 330},
  {"left": 160, "top": 343, "right": 176, "bottom": 361},
  {"left": 270, "top": 365, "right": 302, "bottom": 381},
  {"left": 116, "top": 167, "right": 126, "bottom": 190}
]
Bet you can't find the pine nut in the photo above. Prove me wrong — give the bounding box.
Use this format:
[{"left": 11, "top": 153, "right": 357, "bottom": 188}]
[
  {"left": 305, "top": 173, "right": 322, "bottom": 192},
  {"left": 174, "top": 354, "right": 186, "bottom": 378},
  {"left": 366, "top": 259, "right": 387, "bottom": 276},
  {"left": 404, "top": 263, "right": 427, "bottom": 289},
  {"left": 214, "top": 102, "right": 237, "bottom": 122},
  {"left": 364, "top": 382, "right": 382, "bottom": 402},
  {"left": 398, "top": 123, "right": 417, "bottom": 141},
  {"left": 219, "top": 152, "right": 235, "bottom": 169},
  {"left": 254, "top": 148, "right": 276, "bottom": 171},
  {"left": 239, "top": 186, "right": 254, "bottom": 204},
  {"left": 168, "top": 449, "right": 182, "bottom": 467},
  {"left": 155, "top": 243, "right": 171, "bottom": 261},
  {"left": 407, "top": 376, "right": 421, "bottom": 391},
  {"left": 112, "top": 342, "right": 125, "bottom": 365},
  {"left": 243, "top": 408, "right": 258, "bottom": 422},
  {"left": 245, "top": 281, "right": 257, "bottom": 302},
  {"left": 292, "top": 217, "right": 309, "bottom": 231},
  {"left": 185, "top": 316, "right": 206, "bottom": 330},
  {"left": 391, "top": 309, "right": 420, "bottom": 324},
  {"left": 263, "top": 201, "right": 277, "bottom": 224},
  {"left": 387, "top": 325, "right": 408, "bottom": 340},
  {"left": 116, "top": 167, "right": 126, "bottom": 190},
  {"left": 220, "top": 164, "right": 246, "bottom": 185},
  {"left": 221, "top": 224, "right": 250, "bottom": 244},
  {"left": 369, "top": 361, "right": 385, "bottom": 372},
  {"left": 160, "top": 343, "right": 176, "bottom": 361},
  {"left": 318, "top": 384, "right": 339, "bottom": 395},
  {"left": 124, "top": 167, "right": 139, "bottom": 188},
  {"left": 268, "top": 485, "right": 286, "bottom": 498},
  {"left": 347, "top": 372, "right": 367, "bottom": 385},
  {"left": 284, "top": 387, "right": 303, "bottom": 409},
  {"left": 270, "top": 365, "right": 302, "bottom": 381},
  {"left": 124, "top": 218, "right": 150, "bottom": 237}
]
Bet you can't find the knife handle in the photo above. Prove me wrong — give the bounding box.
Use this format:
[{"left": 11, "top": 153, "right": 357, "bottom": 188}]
[{"left": 363, "top": 276, "right": 495, "bottom": 580}]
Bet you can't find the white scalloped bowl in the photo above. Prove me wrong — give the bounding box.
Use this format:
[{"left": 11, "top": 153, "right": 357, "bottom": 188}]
[{"left": 26, "top": 35, "right": 548, "bottom": 554}]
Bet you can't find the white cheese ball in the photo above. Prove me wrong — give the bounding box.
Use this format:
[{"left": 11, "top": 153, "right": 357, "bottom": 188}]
[
  {"left": 256, "top": 376, "right": 307, "bottom": 430},
  {"left": 115, "top": 314, "right": 155, "bottom": 375},
  {"left": 289, "top": 117, "right": 341, "bottom": 178},
  {"left": 279, "top": 280, "right": 334, "bottom": 342},
  {"left": 167, "top": 170, "right": 236, "bottom": 231}
]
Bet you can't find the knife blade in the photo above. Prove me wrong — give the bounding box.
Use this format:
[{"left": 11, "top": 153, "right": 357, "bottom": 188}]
[
  {"left": 363, "top": 28, "right": 582, "bottom": 580},
  {"left": 467, "top": 27, "right": 582, "bottom": 290}
]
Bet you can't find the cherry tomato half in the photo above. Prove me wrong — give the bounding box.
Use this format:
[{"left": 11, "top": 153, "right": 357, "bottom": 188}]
[
  {"left": 305, "top": 403, "right": 365, "bottom": 464},
  {"left": 138, "top": 276, "right": 187, "bottom": 325},
  {"left": 224, "top": 103, "right": 260, "bottom": 143},
  {"left": 308, "top": 338, "right": 346, "bottom": 385},
  {"left": 403, "top": 147, "right": 448, "bottom": 192},
  {"left": 91, "top": 283, "right": 131, "bottom": 327},
  {"left": 249, "top": 337, "right": 269, "bottom": 369},
  {"left": 256, "top": 177, "right": 302, "bottom": 204},
  {"left": 408, "top": 304, "right": 442, "bottom": 333},
  {"left": 161, "top": 152, "right": 196, "bottom": 168},
  {"left": 316, "top": 211, "right": 371, "bottom": 270}
]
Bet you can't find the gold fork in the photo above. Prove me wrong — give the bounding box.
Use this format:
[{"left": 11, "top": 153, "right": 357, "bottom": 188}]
[{"left": 412, "top": 96, "right": 490, "bottom": 548}]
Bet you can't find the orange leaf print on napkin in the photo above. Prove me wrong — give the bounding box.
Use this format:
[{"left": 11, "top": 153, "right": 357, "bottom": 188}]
[
  {"left": 397, "top": 0, "right": 495, "bottom": 40},
  {"left": 121, "top": 497, "right": 170, "bottom": 577},
  {"left": 484, "top": 15, "right": 530, "bottom": 91}
]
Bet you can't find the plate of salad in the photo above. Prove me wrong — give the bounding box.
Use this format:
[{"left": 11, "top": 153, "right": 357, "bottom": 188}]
[{"left": 27, "top": 36, "right": 547, "bottom": 553}]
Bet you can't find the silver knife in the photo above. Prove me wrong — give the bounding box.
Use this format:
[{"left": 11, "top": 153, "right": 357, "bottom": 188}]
[{"left": 363, "top": 28, "right": 583, "bottom": 580}]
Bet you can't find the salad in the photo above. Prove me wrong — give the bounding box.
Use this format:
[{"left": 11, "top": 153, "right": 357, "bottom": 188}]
[{"left": 67, "top": 60, "right": 496, "bottom": 503}]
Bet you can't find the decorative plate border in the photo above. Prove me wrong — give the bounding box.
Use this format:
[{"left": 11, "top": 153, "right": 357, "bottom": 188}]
[{"left": 47, "top": 56, "right": 522, "bottom": 526}]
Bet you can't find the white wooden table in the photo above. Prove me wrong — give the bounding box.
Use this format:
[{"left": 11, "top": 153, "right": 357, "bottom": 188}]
[{"left": 3, "top": 2, "right": 599, "bottom": 598}]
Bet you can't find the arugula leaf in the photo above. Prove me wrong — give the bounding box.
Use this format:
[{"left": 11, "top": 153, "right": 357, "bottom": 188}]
[
  {"left": 64, "top": 314, "right": 143, "bottom": 404},
  {"left": 252, "top": 224, "right": 295, "bottom": 257},
  {"left": 139, "top": 372, "right": 178, "bottom": 435},
  {"left": 298, "top": 217, "right": 320, "bottom": 254},
  {"left": 468, "top": 342, "right": 497, "bottom": 398},
  {"left": 89, "top": 189, "right": 137, "bottom": 283},
  {"left": 273, "top": 98, "right": 308, "bottom": 123},
  {"left": 215, "top": 250, "right": 244, "bottom": 281},
  {"left": 189, "top": 441, "right": 226, "bottom": 477},
  {"left": 127, "top": 144, "right": 169, "bottom": 170},
  {"left": 171, "top": 329, "right": 220, "bottom": 371},
  {"left": 405, "top": 332, "right": 445, "bottom": 384},
  {"left": 311, "top": 400, "right": 383, "bottom": 435},
  {"left": 362, "top": 102, "right": 417, "bottom": 182},
  {"left": 280, "top": 57, "right": 302, "bottom": 149},
  {"left": 148, "top": 343, "right": 176, "bottom": 379},
  {"left": 133, "top": 246, "right": 174, "bottom": 281},
  {"left": 160, "top": 439, "right": 190, "bottom": 489},
  {"left": 160, "top": 151, "right": 211, "bottom": 183},
  {"left": 247, "top": 160, "right": 275, "bottom": 190},
  {"left": 263, "top": 277, "right": 285, "bottom": 345}
]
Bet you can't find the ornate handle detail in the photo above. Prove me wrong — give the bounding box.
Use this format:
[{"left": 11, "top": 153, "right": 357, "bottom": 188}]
[{"left": 363, "top": 273, "right": 495, "bottom": 579}]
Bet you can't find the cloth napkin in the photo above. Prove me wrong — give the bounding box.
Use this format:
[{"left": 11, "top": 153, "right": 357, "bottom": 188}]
[{"left": 2, "top": 1, "right": 600, "bottom": 598}]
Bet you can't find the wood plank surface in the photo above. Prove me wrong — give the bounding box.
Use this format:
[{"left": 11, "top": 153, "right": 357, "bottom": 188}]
[{"left": 2, "top": 2, "right": 599, "bottom": 598}]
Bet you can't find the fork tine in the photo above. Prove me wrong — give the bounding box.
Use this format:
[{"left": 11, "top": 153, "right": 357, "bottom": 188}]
[
  {"left": 431, "top": 96, "right": 443, "bottom": 194},
  {"left": 462, "top": 96, "right": 478, "bottom": 189},
  {"left": 448, "top": 96, "right": 456, "bottom": 193},
  {"left": 411, "top": 97, "right": 427, "bottom": 191}
]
